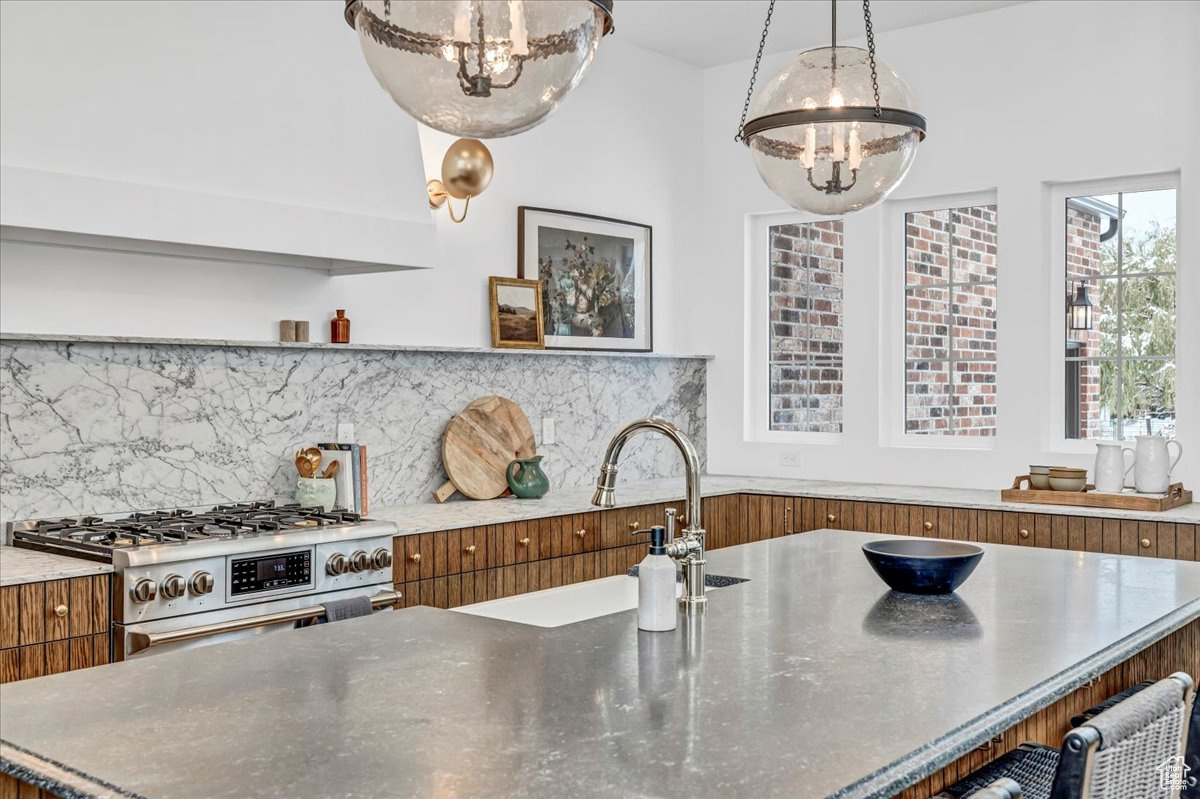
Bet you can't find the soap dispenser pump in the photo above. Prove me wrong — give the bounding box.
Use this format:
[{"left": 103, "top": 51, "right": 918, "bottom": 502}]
[{"left": 632, "top": 525, "right": 677, "bottom": 632}]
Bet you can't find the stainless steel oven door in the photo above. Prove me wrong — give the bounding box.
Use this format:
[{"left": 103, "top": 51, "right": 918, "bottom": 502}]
[{"left": 114, "top": 586, "right": 400, "bottom": 661}]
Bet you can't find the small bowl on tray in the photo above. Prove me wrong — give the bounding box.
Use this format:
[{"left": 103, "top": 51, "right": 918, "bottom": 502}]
[
  {"left": 862, "top": 539, "right": 984, "bottom": 595},
  {"left": 1048, "top": 467, "right": 1087, "bottom": 492}
]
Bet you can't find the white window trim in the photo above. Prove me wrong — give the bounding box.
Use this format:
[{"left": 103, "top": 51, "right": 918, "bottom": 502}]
[
  {"left": 1044, "top": 171, "right": 1180, "bottom": 454},
  {"left": 745, "top": 210, "right": 844, "bottom": 445},
  {"left": 879, "top": 189, "right": 999, "bottom": 451}
]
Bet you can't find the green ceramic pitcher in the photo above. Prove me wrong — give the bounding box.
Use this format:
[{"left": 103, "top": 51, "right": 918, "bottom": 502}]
[{"left": 506, "top": 455, "right": 549, "bottom": 499}]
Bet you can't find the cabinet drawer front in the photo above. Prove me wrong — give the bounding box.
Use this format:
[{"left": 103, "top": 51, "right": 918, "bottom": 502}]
[
  {"left": 551, "top": 512, "right": 600, "bottom": 556},
  {"left": 0, "top": 586, "right": 18, "bottom": 649}
]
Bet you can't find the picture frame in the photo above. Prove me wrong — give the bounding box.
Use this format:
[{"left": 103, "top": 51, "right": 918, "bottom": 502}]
[
  {"left": 489, "top": 276, "right": 545, "bottom": 349},
  {"left": 517, "top": 206, "right": 653, "bottom": 352}
]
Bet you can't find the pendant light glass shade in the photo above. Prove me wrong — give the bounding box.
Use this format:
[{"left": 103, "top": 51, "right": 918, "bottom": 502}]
[
  {"left": 346, "top": 0, "right": 613, "bottom": 139},
  {"left": 744, "top": 47, "right": 924, "bottom": 216}
]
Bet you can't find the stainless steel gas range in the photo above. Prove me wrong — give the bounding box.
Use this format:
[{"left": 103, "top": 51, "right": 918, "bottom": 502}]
[{"left": 9, "top": 502, "right": 399, "bottom": 661}]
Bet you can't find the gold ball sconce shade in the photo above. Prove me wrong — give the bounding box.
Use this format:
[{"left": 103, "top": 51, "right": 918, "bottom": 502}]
[{"left": 427, "top": 138, "right": 494, "bottom": 223}]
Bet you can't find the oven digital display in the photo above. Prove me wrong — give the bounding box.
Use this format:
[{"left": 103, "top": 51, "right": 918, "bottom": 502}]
[{"left": 230, "top": 551, "right": 312, "bottom": 595}]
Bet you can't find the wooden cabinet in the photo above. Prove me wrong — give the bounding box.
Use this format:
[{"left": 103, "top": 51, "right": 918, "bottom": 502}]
[
  {"left": 392, "top": 493, "right": 1199, "bottom": 613},
  {"left": 0, "top": 574, "right": 111, "bottom": 684}
]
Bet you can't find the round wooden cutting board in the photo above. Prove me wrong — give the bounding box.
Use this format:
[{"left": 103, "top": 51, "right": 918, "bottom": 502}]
[{"left": 439, "top": 396, "right": 537, "bottom": 501}]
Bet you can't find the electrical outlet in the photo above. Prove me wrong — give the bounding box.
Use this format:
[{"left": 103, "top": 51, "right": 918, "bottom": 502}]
[
  {"left": 542, "top": 418, "right": 556, "bottom": 445},
  {"left": 337, "top": 422, "right": 355, "bottom": 442},
  {"left": 779, "top": 452, "right": 803, "bottom": 467}
]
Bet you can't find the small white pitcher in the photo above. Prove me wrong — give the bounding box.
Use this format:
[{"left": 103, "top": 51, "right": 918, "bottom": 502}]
[
  {"left": 1093, "top": 441, "right": 1135, "bottom": 493},
  {"left": 1133, "top": 435, "right": 1183, "bottom": 494}
]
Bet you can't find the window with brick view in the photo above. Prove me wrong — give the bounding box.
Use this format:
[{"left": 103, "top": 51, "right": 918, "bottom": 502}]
[
  {"left": 1064, "top": 187, "right": 1176, "bottom": 440},
  {"left": 768, "top": 220, "right": 844, "bottom": 433},
  {"left": 904, "top": 204, "right": 998, "bottom": 436}
]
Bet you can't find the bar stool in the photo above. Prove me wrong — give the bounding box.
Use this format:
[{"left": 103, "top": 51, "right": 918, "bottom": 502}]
[
  {"left": 938, "top": 672, "right": 1193, "bottom": 799},
  {"left": 964, "top": 778, "right": 1022, "bottom": 798}
]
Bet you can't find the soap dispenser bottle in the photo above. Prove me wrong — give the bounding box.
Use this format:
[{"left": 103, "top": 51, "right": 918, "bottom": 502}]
[{"left": 632, "top": 525, "right": 677, "bottom": 632}]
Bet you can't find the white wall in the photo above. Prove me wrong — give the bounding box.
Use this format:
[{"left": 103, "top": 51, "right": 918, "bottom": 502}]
[
  {"left": 689, "top": 0, "right": 1199, "bottom": 490},
  {"left": 0, "top": 3, "right": 701, "bottom": 352}
]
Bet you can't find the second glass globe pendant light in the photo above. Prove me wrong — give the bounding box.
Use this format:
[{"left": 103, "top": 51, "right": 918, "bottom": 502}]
[
  {"left": 345, "top": 0, "right": 614, "bottom": 138},
  {"left": 736, "top": 0, "right": 927, "bottom": 215}
]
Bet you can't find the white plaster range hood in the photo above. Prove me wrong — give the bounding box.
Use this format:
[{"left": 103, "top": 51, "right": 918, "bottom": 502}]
[
  {"left": 0, "top": 166, "right": 435, "bottom": 276},
  {"left": 0, "top": 0, "right": 436, "bottom": 276}
]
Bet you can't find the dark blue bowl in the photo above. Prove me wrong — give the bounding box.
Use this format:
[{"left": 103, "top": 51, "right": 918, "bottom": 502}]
[{"left": 861, "top": 539, "right": 984, "bottom": 595}]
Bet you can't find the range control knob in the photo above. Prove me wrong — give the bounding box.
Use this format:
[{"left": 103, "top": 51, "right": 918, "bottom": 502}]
[
  {"left": 130, "top": 578, "right": 157, "bottom": 604},
  {"left": 189, "top": 571, "right": 215, "bottom": 595},
  {"left": 349, "top": 550, "right": 371, "bottom": 573},
  {"left": 161, "top": 574, "right": 187, "bottom": 600},
  {"left": 326, "top": 553, "right": 350, "bottom": 576},
  {"left": 371, "top": 548, "right": 393, "bottom": 570}
]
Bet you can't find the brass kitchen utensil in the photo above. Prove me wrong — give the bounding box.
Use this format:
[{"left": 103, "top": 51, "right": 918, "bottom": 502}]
[
  {"left": 295, "top": 453, "right": 316, "bottom": 478},
  {"left": 322, "top": 460, "right": 340, "bottom": 480},
  {"left": 302, "top": 447, "right": 322, "bottom": 474}
]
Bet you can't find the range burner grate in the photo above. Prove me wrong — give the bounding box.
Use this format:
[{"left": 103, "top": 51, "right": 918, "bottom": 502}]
[{"left": 11, "top": 500, "right": 367, "bottom": 558}]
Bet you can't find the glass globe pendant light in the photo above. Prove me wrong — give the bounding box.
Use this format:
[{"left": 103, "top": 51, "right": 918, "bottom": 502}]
[
  {"left": 736, "top": 0, "right": 927, "bottom": 215},
  {"left": 345, "top": 0, "right": 614, "bottom": 138}
]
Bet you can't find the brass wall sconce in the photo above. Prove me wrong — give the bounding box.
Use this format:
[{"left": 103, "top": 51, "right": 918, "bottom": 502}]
[{"left": 427, "top": 138, "right": 494, "bottom": 223}]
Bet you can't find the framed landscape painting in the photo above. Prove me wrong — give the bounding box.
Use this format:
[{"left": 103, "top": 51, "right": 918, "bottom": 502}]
[
  {"left": 489, "top": 276, "right": 545, "bottom": 349},
  {"left": 517, "top": 207, "right": 652, "bottom": 352}
]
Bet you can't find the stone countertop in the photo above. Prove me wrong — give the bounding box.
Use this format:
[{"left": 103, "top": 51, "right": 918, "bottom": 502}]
[
  {"left": 1, "top": 475, "right": 1192, "bottom": 586},
  {"left": 368, "top": 474, "right": 1200, "bottom": 536},
  {"left": 0, "top": 547, "right": 112, "bottom": 587},
  {"left": 3, "top": 531, "right": 1199, "bottom": 799}
]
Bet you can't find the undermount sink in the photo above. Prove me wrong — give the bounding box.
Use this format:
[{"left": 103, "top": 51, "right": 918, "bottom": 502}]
[{"left": 451, "top": 572, "right": 749, "bottom": 628}]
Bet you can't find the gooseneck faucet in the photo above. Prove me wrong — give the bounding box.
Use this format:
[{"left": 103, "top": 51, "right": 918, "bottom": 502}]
[{"left": 591, "top": 417, "right": 706, "bottom": 606}]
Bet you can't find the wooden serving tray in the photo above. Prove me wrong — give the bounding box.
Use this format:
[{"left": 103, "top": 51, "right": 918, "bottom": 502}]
[{"left": 1002, "top": 476, "right": 1192, "bottom": 511}]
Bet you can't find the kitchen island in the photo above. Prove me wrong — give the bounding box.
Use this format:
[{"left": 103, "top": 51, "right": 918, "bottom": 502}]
[{"left": 2, "top": 531, "right": 1199, "bottom": 798}]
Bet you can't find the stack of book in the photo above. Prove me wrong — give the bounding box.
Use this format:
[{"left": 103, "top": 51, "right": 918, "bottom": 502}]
[{"left": 316, "top": 442, "right": 369, "bottom": 514}]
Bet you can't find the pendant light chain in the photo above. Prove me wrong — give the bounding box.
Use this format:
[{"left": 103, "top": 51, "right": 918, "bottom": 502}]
[
  {"left": 863, "top": 0, "right": 882, "bottom": 116},
  {"left": 734, "top": 0, "right": 776, "bottom": 143}
]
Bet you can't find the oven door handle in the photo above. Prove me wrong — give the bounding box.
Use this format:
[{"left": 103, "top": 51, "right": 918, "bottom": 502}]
[{"left": 127, "top": 590, "right": 402, "bottom": 656}]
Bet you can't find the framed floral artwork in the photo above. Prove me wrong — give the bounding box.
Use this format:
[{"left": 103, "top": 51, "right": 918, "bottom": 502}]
[{"left": 517, "top": 207, "right": 652, "bottom": 352}]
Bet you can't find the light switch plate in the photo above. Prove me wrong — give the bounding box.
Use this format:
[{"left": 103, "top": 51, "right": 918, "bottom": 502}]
[
  {"left": 337, "top": 422, "right": 355, "bottom": 442},
  {"left": 542, "top": 418, "right": 556, "bottom": 444}
]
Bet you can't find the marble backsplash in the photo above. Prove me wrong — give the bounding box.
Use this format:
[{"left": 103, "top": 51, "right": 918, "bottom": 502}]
[{"left": 0, "top": 338, "right": 707, "bottom": 524}]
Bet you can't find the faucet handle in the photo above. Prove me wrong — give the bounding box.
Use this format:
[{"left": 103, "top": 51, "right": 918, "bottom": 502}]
[{"left": 664, "top": 508, "right": 677, "bottom": 541}]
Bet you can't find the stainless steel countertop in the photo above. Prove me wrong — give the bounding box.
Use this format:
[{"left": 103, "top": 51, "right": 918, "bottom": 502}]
[{"left": 3, "top": 531, "right": 1200, "bottom": 799}]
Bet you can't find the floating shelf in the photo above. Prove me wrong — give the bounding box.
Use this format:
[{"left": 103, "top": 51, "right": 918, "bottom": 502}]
[
  {"left": 0, "top": 166, "right": 436, "bottom": 276},
  {"left": 0, "top": 333, "right": 715, "bottom": 361}
]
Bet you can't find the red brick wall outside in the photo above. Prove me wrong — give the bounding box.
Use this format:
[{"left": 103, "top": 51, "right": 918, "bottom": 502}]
[
  {"left": 1066, "top": 207, "right": 1104, "bottom": 438},
  {"left": 904, "top": 205, "right": 997, "bottom": 435},
  {"left": 769, "top": 221, "right": 843, "bottom": 433}
]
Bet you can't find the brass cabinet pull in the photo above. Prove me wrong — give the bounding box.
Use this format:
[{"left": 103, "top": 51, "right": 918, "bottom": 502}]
[
  {"left": 826, "top": 514, "right": 836, "bottom": 523},
  {"left": 408, "top": 553, "right": 422, "bottom": 563},
  {"left": 1141, "top": 538, "right": 1151, "bottom": 548},
  {"left": 519, "top": 537, "right": 531, "bottom": 547},
  {"left": 53, "top": 604, "right": 69, "bottom": 618},
  {"left": 464, "top": 545, "right": 477, "bottom": 555},
  {"left": 784, "top": 506, "right": 791, "bottom": 531},
  {"left": 575, "top": 529, "right": 587, "bottom": 539},
  {"left": 1019, "top": 529, "right": 1030, "bottom": 539},
  {"left": 923, "top": 521, "right": 934, "bottom": 531},
  {"left": 628, "top": 521, "right": 640, "bottom": 530}
]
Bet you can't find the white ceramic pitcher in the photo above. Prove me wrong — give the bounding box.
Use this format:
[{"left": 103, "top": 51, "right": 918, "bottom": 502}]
[
  {"left": 1133, "top": 435, "right": 1183, "bottom": 494},
  {"left": 1093, "top": 441, "right": 1135, "bottom": 493}
]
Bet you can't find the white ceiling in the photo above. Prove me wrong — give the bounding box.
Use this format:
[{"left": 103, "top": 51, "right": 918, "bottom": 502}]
[{"left": 615, "top": 0, "right": 1031, "bottom": 68}]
